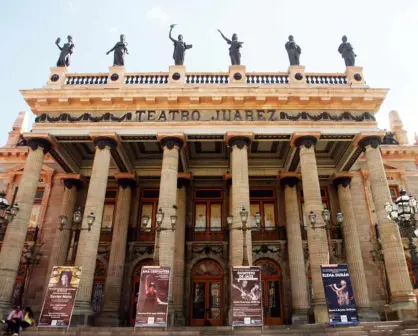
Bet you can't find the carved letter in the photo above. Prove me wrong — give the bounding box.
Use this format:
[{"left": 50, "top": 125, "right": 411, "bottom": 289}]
[
  {"left": 233, "top": 111, "right": 242, "bottom": 121},
  {"left": 268, "top": 110, "right": 277, "bottom": 121},
  {"left": 158, "top": 111, "right": 167, "bottom": 122},
  {"left": 191, "top": 110, "right": 200, "bottom": 121},
  {"left": 169, "top": 110, "right": 179, "bottom": 121},
  {"left": 136, "top": 110, "right": 146, "bottom": 121},
  {"left": 257, "top": 110, "right": 265, "bottom": 121},
  {"left": 245, "top": 110, "right": 254, "bottom": 121},
  {"left": 181, "top": 110, "right": 190, "bottom": 121},
  {"left": 147, "top": 111, "right": 156, "bottom": 121}
]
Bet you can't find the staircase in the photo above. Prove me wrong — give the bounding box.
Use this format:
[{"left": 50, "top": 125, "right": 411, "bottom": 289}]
[{"left": 9, "top": 321, "right": 418, "bottom": 335}]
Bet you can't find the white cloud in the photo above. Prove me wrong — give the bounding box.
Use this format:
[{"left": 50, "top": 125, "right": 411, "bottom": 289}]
[
  {"left": 146, "top": 6, "right": 168, "bottom": 25},
  {"left": 109, "top": 27, "right": 118, "bottom": 33}
]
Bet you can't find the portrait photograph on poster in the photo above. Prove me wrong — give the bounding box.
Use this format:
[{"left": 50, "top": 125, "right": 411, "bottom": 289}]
[
  {"left": 38, "top": 266, "right": 82, "bottom": 328},
  {"left": 321, "top": 264, "right": 359, "bottom": 325},
  {"left": 135, "top": 266, "right": 170, "bottom": 328},
  {"left": 231, "top": 266, "right": 263, "bottom": 327}
]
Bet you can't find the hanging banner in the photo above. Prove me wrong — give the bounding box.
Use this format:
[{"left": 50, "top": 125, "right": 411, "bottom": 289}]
[
  {"left": 38, "top": 266, "right": 82, "bottom": 328},
  {"left": 135, "top": 266, "right": 170, "bottom": 328},
  {"left": 231, "top": 266, "right": 263, "bottom": 326},
  {"left": 320, "top": 264, "right": 359, "bottom": 325}
]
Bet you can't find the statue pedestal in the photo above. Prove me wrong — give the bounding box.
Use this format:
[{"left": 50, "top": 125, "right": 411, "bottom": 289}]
[
  {"left": 107, "top": 66, "right": 126, "bottom": 87},
  {"left": 288, "top": 65, "right": 306, "bottom": 87},
  {"left": 169, "top": 65, "right": 186, "bottom": 84},
  {"left": 345, "top": 66, "right": 366, "bottom": 87},
  {"left": 47, "top": 66, "right": 68, "bottom": 87},
  {"left": 228, "top": 65, "right": 246, "bottom": 84}
]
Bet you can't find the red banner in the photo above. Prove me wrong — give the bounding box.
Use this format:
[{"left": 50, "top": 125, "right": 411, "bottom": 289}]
[
  {"left": 38, "top": 266, "right": 82, "bottom": 328},
  {"left": 135, "top": 266, "right": 170, "bottom": 327}
]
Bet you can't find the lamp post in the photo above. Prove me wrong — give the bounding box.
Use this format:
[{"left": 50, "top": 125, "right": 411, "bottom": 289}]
[
  {"left": 308, "top": 208, "right": 344, "bottom": 263},
  {"left": 227, "top": 207, "right": 250, "bottom": 266},
  {"left": 141, "top": 208, "right": 177, "bottom": 266},
  {"left": 385, "top": 189, "right": 418, "bottom": 288},
  {"left": 0, "top": 190, "right": 19, "bottom": 234},
  {"left": 58, "top": 207, "right": 95, "bottom": 262}
]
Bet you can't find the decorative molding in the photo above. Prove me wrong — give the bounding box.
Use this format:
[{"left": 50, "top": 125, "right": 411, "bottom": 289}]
[
  {"left": 334, "top": 176, "right": 352, "bottom": 188},
  {"left": 48, "top": 149, "right": 73, "bottom": 173},
  {"left": 294, "top": 135, "right": 318, "bottom": 149},
  {"left": 27, "top": 138, "right": 52, "bottom": 153},
  {"left": 281, "top": 176, "right": 299, "bottom": 188},
  {"left": 288, "top": 147, "right": 300, "bottom": 172},
  {"left": 358, "top": 136, "right": 381, "bottom": 150},
  {"left": 254, "top": 134, "right": 291, "bottom": 140},
  {"left": 35, "top": 112, "right": 133, "bottom": 123},
  {"left": 252, "top": 243, "right": 285, "bottom": 259},
  {"left": 228, "top": 136, "right": 251, "bottom": 149},
  {"left": 110, "top": 148, "right": 128, "bottom": 172},
  {"left": 93, "top": 137, "right": 117, "bottom": 150},
  {"left": 192, "top": 245, "right": 223, "bottom": 256},
  {"left": 342, "top": 147, "right": 363, "bottom": 171},
  {"left": 160, "top": 137, "right": 183, "bottom": 150}
]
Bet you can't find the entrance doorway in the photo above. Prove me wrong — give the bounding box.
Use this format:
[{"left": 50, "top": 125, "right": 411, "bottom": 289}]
[
  {"left": 254, "top": 259, "right": 283, "bottom": 325},
  {"left": 129, "top": 259, "right": 154, "bottom": 326},
  {"left": 190, "top": 259, "right": 223, "bottom": 326}
]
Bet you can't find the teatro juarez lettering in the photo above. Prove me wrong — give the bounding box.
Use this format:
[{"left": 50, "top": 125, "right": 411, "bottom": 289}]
[{"left": 136, "top": 110, "right": 282, "bottom": 122}]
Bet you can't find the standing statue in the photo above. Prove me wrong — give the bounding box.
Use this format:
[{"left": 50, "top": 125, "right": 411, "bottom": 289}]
[
  {"left": 106, "top": 34, "right": 129, "bottom": 66},
  {"left": 338, "top": 36, "right": 356, "bottom": 66},
  {"left": 285, "top": 35, "right": 301, "bottom": 66},
  {"left": 169, "top": 24, "right": 193, "bottom": 66},
  {"left": 217, "top": 29, "right": 243, "bottom": 65},
  {"left": 55, "top": 36, "right": 75, "bottom": 67}
]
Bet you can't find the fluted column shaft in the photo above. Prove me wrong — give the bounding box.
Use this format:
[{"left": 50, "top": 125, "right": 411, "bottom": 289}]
[
  {"left": 45, "top": 179, "right": 80, "bottom": 286},
  {"left": 0, "top": 138, "right": 51, "bottom": 316},
  {"left": 157, "top": 137, "right": 182, "bottom": 303},
  {"left": 172, "top": 182, "right": 186, "bottom": 324},
  {"left": 282, "top": 177, "right": 310, "bottom": 318},
  {"left": 296, "top": 136, "right": 329, "bottom": 323},
  {"left": 74, "top": 138, "right": 116, "bottom": 312},
  {"left": 229, "top": 137, "right": 252, "bottom": 266},
  {"left": 359, "top": 137, "right": 416, "bottom": 309},
  {"left": 101, "top": 177, "right": 135, "bottom": 320},
  {"left": 334, "top": 177, "right": 371, "bottom": 308}
]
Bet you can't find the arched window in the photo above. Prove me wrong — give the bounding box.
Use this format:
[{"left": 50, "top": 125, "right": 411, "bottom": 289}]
[
  {"left": 130, "top": 259, "right": 154, "bottom": 326},
  {"left": 254, "top": 259, "right": 283, "bottom": 325},
  {"left": 91, "top": 259, "right": 106, "bottom": 313},
  {"left": 190, "top": 259, "right": 223, "bottom": 326}
]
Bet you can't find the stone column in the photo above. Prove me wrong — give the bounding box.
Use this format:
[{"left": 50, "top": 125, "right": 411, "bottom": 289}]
[
  {"left": 228, "top": 136, "right": 252, "bottom": 266},
  {"left": 172, "top": 179, "right": 187, "bottom": 325},
  {"left": 45, "top": 178, "right": 82, "bottom": 287},
  {"left": 359, "top": 136, "right": 417, "bottom": 318},
  {"left": 73, "top": 137, "right": 116, "bottom": 324},
  {"left": 281, "top": 177, "right": 309, "bottom": 323},
  {"left": 157, "top": 136, "right": 182, "bottom": 322},
  {"left": 295, "top": 136, "right": 329, "bottom": 323},
  {"left": 0, "top": 138, "right": 51, "bottom": 317},
  {"left": 100, "top": 175, "right": 136, "bottom": 326},
  {"left": 334, "top": 177, "right": 377, "bottom": 319}
]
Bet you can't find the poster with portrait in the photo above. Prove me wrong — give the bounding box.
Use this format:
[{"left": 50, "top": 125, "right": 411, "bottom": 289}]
[
  {"left": 38, "top": 266, "right": 82, "bottom": 328},
  {"left": 231, "top": 266, "right": 263, "bottom": 326},
  {"left": 321, "top": 264, "right": 359, "bottom": 325},
  {"left": 135, "top": 266, "right": 170, "bottom": 328}
]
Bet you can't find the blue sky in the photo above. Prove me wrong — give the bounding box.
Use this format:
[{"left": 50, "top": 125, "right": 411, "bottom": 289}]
[{"left": 0, "top": 0, "right": 417, "bottom": 145}]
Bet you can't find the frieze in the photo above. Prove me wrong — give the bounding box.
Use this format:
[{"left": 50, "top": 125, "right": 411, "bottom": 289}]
[{"left": 35, "top": 110, "right": 376, "bottom": 124}]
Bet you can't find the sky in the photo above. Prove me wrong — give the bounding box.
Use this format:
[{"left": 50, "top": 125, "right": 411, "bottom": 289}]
[{"left": 0, "top": 0, "right": 417, "bottom": 146}]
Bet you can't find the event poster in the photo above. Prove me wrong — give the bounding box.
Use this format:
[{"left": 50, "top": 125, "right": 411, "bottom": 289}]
[
  {"left": 231, "top": 266, "right": 263, "bottom": 326},
  {"left": 39, "top": 266, "right": 82, "bottom": 328},
  {"left": 135, "top": 266, "right": 170, "bottom": 328},
  {"left": 321, "top": 264, "right": 359, "bottom": 325}
]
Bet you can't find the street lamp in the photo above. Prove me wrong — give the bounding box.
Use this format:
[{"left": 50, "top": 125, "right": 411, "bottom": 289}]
[
  {"left": 59, "top": 207, "right": 95, "bottom": 232},
  {"left": 0, "top": 191, "right": 19, "bottom": 225},
  {"left": 228, "top": 206, "right": 250, "bottom": 266},
  {"left": 308, "top": 208, "right": 344, "bottom": 263},
  {"left": 141, "top": 208, "right": 177, "bottom": 266},
  {"left": 385, "top": 189, "right": 418, "bottom": 288}
]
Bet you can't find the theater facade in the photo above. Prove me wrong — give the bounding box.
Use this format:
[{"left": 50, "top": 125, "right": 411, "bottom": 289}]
[{"left": 0, "top": 64, "right": 418, "bottom": 327}]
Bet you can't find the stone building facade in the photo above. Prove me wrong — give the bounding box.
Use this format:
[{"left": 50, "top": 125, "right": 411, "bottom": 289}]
[{"left": 0, "top": 64, "right": 417, "bottom": 326}]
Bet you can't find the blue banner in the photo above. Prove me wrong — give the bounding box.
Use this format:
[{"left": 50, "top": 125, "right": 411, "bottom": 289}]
[{"left": 320, "top": 264, "right": 359, "bottom": 325}]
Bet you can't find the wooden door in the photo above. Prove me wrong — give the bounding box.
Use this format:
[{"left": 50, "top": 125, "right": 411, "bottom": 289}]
[
  {"left": 190, "top": 259, "right": 223, "bottom": 326},
  {"left": 254, "top": 259, "right": 283, "bottom": 325}
]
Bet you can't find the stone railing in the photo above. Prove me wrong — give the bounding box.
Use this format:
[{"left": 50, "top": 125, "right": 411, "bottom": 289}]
[{"left": 47, "top": 65, "right": 366, "bottom": 88}]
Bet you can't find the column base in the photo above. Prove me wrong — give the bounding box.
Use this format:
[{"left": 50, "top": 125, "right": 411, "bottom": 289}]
[
  {"left": 386, "top": 299, "right": 418, "bottom": 321},
  {"left": 71, "top": 301, "right": 95, "bottom": 326},
  {"left": 0, "top": 300, "right": 12, "bottom": 320},
  {"left": 313, "top": 304, "right": 329, "bottom": 324},
  {"left": 173, "top": 310, "right": 186, "bottom": 326},
  {"left": 96, "top": 311, "right": 120, "bottom": 327},
  {"left": 291, "top": 309, "right": 309, "bottom": 324},
  {"left": 358, "top": 307, "right": 380, "bottom": 322}
]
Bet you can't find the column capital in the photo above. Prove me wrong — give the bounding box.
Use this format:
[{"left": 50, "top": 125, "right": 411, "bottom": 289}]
[
  {"left": 177, "top": 173, "right": 191, "bottom": 189},
  {"left": 27, "top": 137, "right": 52, "bottom": 153},
  {"left": 64, "top": 178, "right": 84, "bottom": 190},
  {"left": 281, "top": 176, "right": 299, "bottom": 188},
  {"left": 293, "top": 135, "right": 318, "bottom": 149},
  {"left": 228, "top": 136, "right": 251, "bottom": 149},
  {"left": 358, "top": 135, "right": 382, "bottom": 150},
  {"left": 115, "top": 173, "right": 136, "bottom": 189},
  {"left": 333, "top": 176, "right": 352, "bottom": 188},
  {"left": 93, "top": 137, "right": 117, "bottom": 150},
  {"left": 159, "top": 136, "right": 184, "bottom": 150}
]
